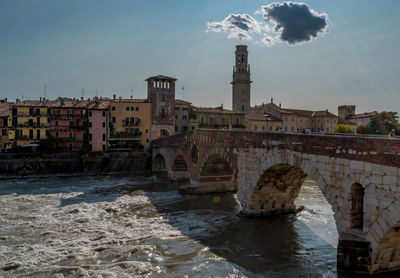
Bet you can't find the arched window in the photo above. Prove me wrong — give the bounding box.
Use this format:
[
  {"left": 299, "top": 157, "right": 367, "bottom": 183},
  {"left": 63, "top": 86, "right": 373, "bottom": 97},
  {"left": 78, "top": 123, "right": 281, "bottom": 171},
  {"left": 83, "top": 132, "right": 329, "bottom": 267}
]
[{"left": 351, "top": 183, "right": 364, "bottom": 230}]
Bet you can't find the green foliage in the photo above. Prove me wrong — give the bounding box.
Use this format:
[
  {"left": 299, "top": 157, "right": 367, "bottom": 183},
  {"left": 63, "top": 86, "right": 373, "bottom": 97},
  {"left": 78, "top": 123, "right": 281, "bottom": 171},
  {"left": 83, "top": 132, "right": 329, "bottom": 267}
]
[
  {"left": 334, "top": 124, "right": 355, "bottom": 134},
  {"left": 357, "top": 112, "right": 400, "bottom": 135}
]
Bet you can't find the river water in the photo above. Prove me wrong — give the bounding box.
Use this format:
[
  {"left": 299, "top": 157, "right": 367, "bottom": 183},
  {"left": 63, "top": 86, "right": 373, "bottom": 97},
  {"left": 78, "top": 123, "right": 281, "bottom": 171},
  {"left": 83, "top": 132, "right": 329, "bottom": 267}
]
[{"left": 0, "top": 175, "right": 344, "bottom": 277}]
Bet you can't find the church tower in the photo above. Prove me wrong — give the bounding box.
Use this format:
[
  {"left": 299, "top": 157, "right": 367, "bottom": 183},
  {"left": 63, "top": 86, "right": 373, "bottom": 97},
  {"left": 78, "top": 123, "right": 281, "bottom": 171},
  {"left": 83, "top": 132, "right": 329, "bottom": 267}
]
[{"left": 232, "top": 45, "right": 251, "bottom": 113}]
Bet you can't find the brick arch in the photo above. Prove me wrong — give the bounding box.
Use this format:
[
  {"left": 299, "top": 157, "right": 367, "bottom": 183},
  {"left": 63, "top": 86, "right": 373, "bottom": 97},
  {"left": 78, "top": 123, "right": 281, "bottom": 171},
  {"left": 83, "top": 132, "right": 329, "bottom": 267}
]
[
  {"left": 197, "top": 144, "right": 237, "bottom": 180},
  {"left": 369, "top": 220, "right": 400, "bottom": 273},
  {"left": 237, "top": 148, "right": 338, "bottom": 225},
  {"left": 171, "top": 152, "right": 188, "bottom": 171}
]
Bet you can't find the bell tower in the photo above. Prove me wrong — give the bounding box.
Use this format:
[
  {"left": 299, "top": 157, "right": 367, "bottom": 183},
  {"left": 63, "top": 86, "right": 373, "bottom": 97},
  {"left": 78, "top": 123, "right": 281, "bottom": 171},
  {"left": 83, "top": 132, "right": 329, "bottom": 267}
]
[{"left": 232, "top": 45, "right": 251, "bottom": 113}]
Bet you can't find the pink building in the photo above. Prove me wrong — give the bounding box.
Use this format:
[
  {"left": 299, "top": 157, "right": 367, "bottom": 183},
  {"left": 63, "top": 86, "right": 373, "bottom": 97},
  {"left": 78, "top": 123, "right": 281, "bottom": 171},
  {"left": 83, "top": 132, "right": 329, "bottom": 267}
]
[
  {"left": 86, "top": 98, "right": 110, "bottom": 152},
  {"left": 48, "top": 98, "right": 89, "bottom": 152}
]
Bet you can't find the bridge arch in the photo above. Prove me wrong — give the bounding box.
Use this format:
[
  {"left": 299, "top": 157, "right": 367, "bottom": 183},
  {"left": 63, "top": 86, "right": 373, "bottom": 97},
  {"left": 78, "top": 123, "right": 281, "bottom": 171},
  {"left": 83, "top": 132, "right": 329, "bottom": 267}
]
[
  {"left": 152, "top": 153, "right": 167, "bottom": 172},
  {"left": 237, "top": 148, "right": 338, "bottom": 225},
  {"left": 196, "top": 151, "right": 237, "bottom": 192}
]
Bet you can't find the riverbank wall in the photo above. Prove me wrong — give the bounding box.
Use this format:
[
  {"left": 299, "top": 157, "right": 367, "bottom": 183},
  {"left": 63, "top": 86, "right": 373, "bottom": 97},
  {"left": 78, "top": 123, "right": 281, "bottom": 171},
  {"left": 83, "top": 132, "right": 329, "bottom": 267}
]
[{"left": 0, "top": 152, "right": 150, "bottom": 177}]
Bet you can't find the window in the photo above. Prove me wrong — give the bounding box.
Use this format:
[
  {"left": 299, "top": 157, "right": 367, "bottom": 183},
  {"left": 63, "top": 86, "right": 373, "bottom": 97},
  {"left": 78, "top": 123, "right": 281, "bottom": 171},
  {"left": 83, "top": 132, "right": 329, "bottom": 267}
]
[
  {"left": 291, "top": 127, "right": 294, "bottom": 132},
  {"left": 55, "top": 121, "right": 58, "bottom": 127},
  {"left": 285, "top": 117, "right": 288, "bottom": 121},
  {"left": 269, "top": 126, "right": 272, "bottom": 131},
  {"left": 126, "top": 107, "right": 129, "bottom": 111},
  {"left": 262, "top": 126, "right": 265, "bottom": 131},
  {"left": 36, "top": 108, "right": 40, "bottom": 116},
  {"left": 136, "top": 107, "right": 139, "bottom": 111},
  {"left": 182, "top": 114, "right": 187, "bottom": 120},
  {"left": 327, "top": 128, "right": 329, "bottom": 132},
  {"left": 102, "top": 111, "right": 105, "bottom": 117},
  {"left": 102, "top": 122, "right": 105, "bottom": 128},
  {"left": 242, "top": 105, "right": 244, "bottom": 112},
  {"left": 285, "top": 126, "right": 288, "bottom": 131},
  {"left": 351, "top": 183, "right": 364, "bottom": 230},
  {"left": 37, "top": 129, "right": 40, "bottom": 140},
  {"left": 112, "top": 106, "right": 116, "bottom": 111},
  {"left": 102, "top": 145, "right": 106, "bottom": 151},
  {"left": 69, "top": 144, "right": 73, "bottom": 152},
  {"left": 130, "top": 107, "right": 134, "bottom": 111},
  {"left": 209, "top": 117, "right": 214, "bottom": 124},
  {"left": 56, "top": 132, "right": 59, "bottom": 137},
  {"left": 102, "top": 133, "right": 106, "bottom": 141},
  {"left": 201, "top": 117, "right": 205, "bottom": 124},
  {"left": 334, "top": 120, "right": 336, "bottom": 123},
  {"left": 89, "top": 122, "right": 92, "bottom": 128},
  {"left": 112, "top": 117, "right": 116, "bottom": 123},
  {"left": 88, "top": 111, "right": 92, "bottom": 117},
  {"left": 327, "top": 119, "right": 329, "bottom": 123},
  {"left": 300, "top": 119, "right": 303, "bottom": 123},
  {"left": 317, "top": 119, "right": 320, "bottom": 123},
  {"left": 161, "top": 108, "right": 166, "bottom": 118},
  {"left": 29, "top": 107, "right": 34, "bottom": 116},
  {"left": 291, "top": 117, "right": 294, "bottom": 121},
  {"left": 175, "top": 126, "right": 178, "bottom": 132},
  {"left": 162, "top": 94, "right": 166, "bottom": 102},
  {"left": 254, "top": 125, "right": 257, "bottom": 130},
  {"left": 69, "top": 132, "right": 73, "bottom": 138},
  {"left": 46, "top": 130, "right": 49, "bottom": 136},
  {"left": 88, "top": 133, "right": 92, "bottom": 141},
  {"left": 145, "top": 129, "right": 148, "bottom": 134},
  {"left": 69, "top": 121, "right": 74, "bottom": 127}
]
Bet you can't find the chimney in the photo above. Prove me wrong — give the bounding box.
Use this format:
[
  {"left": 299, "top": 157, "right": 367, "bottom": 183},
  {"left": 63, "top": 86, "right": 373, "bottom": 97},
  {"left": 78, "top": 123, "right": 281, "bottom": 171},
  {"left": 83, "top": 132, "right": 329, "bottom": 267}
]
[
  {"left": 221, "top": 103, "right": 223, "bottom": 109},
  {"left": 279, "top": 102, "right": 281, "bottom": 108},
  {"left": 40, "top": 97, "right": 42, "bottom": 103},
  {"left": 113, "top": 94, "right": 116, "bottom": 100},
  {"left": 16, "top": 99, "right": 20, "bottom": 104},
  {"left": 119, "top": 97, "right": 121, "bottom": 102}
]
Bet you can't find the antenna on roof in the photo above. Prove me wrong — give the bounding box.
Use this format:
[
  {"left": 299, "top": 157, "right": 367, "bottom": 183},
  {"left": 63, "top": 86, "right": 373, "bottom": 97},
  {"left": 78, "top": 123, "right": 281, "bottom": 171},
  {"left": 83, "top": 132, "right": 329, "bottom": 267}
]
[
  {"left": 130, "top": 87, "right": 133, "bottom": 98},
  {"left": 182, "top": 86, "right": 185, "bottom": 100},
  {"left": 81, "top": 88, "right": 85, "bottom": 99},
  {"left": 44, "top": 84, "right": 47, "bottom": 99},
  {"left": 95, "top": 89, "right": 98, "bottom": 97}
]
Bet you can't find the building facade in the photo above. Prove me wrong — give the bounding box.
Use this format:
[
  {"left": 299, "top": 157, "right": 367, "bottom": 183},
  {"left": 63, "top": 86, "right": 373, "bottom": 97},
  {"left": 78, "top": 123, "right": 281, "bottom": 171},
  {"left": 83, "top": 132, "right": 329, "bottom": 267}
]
[
  {"left": 146, "top": 75, "right": 176, "bottom": 140},
  {"left": 109, "top": 96, "right": 152, "bottom": 151},
  {"left": 8, "top": 100, "right": 49, "bottom": 147},
  {"left": 48, "top": 98, "right": 89, "bottom": 152},
  {"left": 175, "top": 99, "right": 192, "bottom": 133},
  {"left": 87, "top": 98, "right": 110, "bottom": 152},
  {"left": 0, "top": 99, "right": 10, "bottom": 151},
  {"left": 190, "top": 106, "right": 246, "bottom": 130},
  {"left": 232, "top": 45, "right": 251, "bottom": 113},
  {"left": 248, "top": 100, "right": 338, "bottom": 133}
]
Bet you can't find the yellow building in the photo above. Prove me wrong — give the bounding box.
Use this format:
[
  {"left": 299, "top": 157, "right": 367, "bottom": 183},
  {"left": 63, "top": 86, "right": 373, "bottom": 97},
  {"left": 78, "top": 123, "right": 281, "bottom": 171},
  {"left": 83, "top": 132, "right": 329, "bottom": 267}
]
[
  {"left": 8, "top": 100, "right": 49, "bottom": 147},
  {"left": 189, "top": 106, "right": 246, "bottom": 131},
  {"left": 109, "top": 96, "right": 152, "bottom": 151},
  {"left": 247, "top": 100, "right": 338, "bottom": 133}
]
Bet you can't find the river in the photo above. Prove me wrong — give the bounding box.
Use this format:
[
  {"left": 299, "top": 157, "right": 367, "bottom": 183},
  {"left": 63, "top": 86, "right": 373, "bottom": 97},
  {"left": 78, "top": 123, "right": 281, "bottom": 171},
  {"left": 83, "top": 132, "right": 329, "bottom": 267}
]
[{"left": 0, "top": 175, "right": 349, "bottom": 277}]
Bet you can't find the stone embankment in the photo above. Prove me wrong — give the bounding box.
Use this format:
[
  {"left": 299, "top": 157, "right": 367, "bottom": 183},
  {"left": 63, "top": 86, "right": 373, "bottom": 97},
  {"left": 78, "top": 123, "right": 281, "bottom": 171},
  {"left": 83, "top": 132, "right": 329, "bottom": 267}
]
[{"left": 0, "top": 152, "right": 150, "bottom": 177}]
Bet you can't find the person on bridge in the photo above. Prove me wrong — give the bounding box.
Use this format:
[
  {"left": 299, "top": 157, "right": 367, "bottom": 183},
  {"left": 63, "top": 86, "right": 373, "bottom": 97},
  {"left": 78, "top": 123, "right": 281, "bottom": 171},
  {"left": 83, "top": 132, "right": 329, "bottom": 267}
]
[{"left": 388, "top": 128, "right": 396, "bottom": 138}]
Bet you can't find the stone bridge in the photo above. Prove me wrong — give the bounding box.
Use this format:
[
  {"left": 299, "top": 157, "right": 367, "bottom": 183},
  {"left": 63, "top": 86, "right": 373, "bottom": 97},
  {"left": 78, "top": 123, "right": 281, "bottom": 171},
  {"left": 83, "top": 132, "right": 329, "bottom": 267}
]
[{"left": 151, "top": 129, "right": 400, "bottom": 275}]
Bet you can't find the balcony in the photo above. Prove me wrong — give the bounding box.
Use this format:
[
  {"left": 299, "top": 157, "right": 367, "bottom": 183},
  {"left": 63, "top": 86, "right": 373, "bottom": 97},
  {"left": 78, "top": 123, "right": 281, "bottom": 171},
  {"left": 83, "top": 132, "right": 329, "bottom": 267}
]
[
  {"left": 49, "top": 114, "right": 86, "bottom": 120},
  {"left": 122, "top": 120, "right": 141, "bottom": 127},
  {"left": 198, "top": 123, "right": 246, "bottom": 129},
  {"left": 13, "top": 123, "right": 49, "bottom": 128},
  {"left": 13, "top": 112, "right": 47, "bottom": 116},
  {"left": 109, "top": 131, "right": 142, "bottom": 139}
]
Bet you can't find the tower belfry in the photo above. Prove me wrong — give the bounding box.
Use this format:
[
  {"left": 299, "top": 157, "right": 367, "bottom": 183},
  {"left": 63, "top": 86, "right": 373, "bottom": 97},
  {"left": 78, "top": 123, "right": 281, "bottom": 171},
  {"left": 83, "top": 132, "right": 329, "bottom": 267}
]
[{"left": 232, "top": 45, "right": 251, "bottom": 113}]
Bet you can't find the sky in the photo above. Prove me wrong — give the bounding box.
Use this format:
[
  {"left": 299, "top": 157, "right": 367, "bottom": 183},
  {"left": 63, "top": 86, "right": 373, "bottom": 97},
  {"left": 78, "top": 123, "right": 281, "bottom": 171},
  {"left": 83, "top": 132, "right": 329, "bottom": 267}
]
[{"left": 0, "top": 0, "right": 399, "bottom": 115}]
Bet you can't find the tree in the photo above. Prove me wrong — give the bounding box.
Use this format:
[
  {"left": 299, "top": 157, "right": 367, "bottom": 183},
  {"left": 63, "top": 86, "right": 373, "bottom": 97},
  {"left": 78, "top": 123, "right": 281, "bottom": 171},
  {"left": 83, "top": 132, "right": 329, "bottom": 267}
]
[
  {"left": 357, "top": 112, "right": 400, "bottom": 135},
  {"left": 335, "top": 124, "right": 355, "bottom": 134}
]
